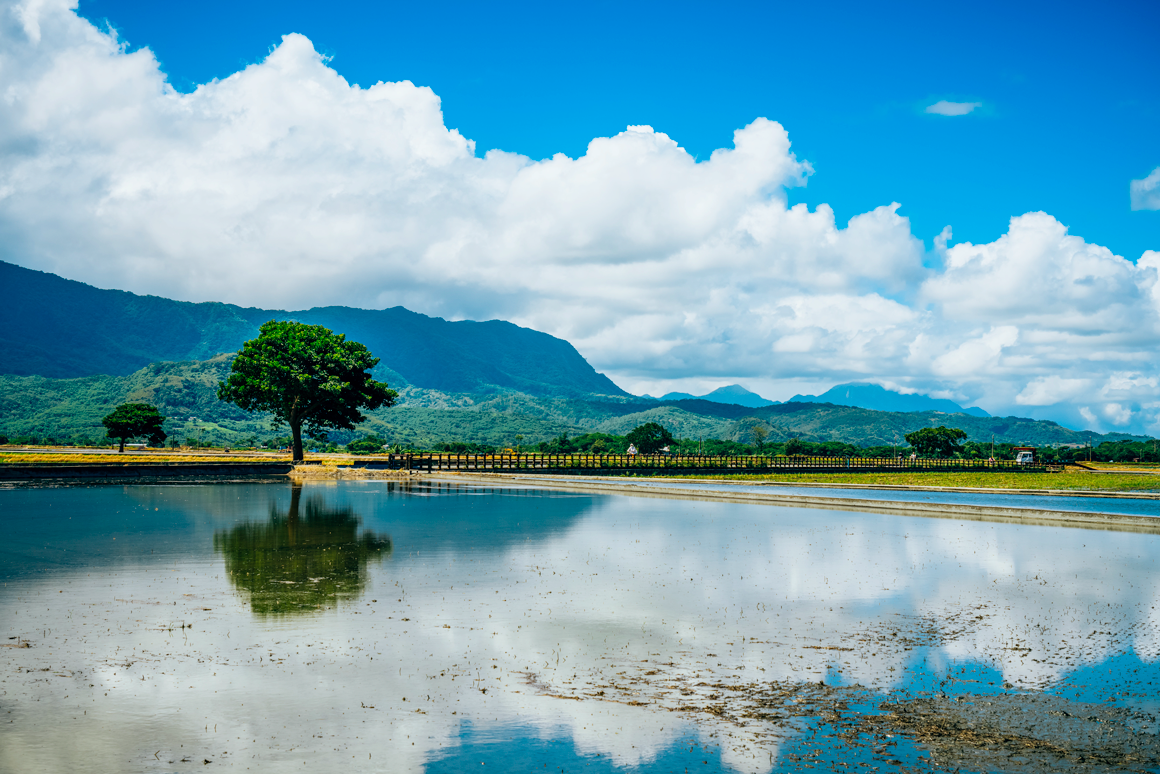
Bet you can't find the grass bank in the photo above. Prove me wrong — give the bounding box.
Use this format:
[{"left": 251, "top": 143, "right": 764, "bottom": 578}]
[{"left": 661, "top": 468, "right": 1160, "bottom": 493}]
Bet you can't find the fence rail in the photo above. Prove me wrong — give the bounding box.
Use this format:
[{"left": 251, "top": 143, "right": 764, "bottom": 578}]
[{"left": 354, "top": 453, "right": 1054, "bottom": 474}]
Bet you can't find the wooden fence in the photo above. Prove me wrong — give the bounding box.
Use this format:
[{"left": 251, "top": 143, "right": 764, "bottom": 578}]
[{"left": 355, "top": 453, "right": 1054, "bottom": 474}]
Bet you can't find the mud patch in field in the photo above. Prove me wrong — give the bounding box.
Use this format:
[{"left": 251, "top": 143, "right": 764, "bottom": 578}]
[{"left": 524, "top": 657, "right": 1160, "bottom": 773}]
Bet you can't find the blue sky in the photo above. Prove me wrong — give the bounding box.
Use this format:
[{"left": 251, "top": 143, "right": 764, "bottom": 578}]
[
  {"left": 77, "top": 0, "right": 1158, "bottom": 258},
  {"left": 1, "top": 0, "right": 1158, "bottom": 433}
]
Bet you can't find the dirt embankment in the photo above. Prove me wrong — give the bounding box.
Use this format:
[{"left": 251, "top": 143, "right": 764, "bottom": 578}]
[{"left": 289, "top": 464, "right": 421, "bottom": 481}]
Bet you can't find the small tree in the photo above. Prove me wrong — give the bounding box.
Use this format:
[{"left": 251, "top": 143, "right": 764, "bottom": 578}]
[
  {"left": 625, "top": 422, "right": 674, "bottom": 454},
  {"left": 905, "top": 426, "right": 968, "bottom": 458},
  {"left": 102, "top": 403, "right": 167, "bottom": 452},
  {"left": 751, "top": 423, "right": 769, "bottom": 452},
  {"left": 784, "top": 437, "right": 809, "bottom": 456},
  {"left": 218, "top": 321, "right": 397, "bottom": 461},
  {"left": 348, "top": 434, "right": 389, "bottom": 454},
  {"left": 539, "top": 433, "right": 575, "bottom": 454}
]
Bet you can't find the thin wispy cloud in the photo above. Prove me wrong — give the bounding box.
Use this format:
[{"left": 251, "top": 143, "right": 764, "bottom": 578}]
[
  {"left": 925, "top": 100, "right": 983, "bottom": 116},
  {"left": 1131, "top": 168, "right": 1160, "bottom": 211}
]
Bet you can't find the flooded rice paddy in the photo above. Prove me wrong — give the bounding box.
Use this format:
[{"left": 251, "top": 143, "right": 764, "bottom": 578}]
[{"left": 1, "top": 479, "right": 1159, "bottom": 773}]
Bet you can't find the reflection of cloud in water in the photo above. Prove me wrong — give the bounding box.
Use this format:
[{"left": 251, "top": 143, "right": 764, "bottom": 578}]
[
  {"left": 528, "top": 506, "right": 1160, "bottom": 691},
  {"left": 2, "top": 480, "right": 1159, "bottom": 774},
  {"left": 214, "top": 485, "right": 391, "bottom": 616}
]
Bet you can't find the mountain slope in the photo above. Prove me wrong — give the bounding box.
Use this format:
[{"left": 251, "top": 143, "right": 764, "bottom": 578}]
[
  {"left": 0, "top": 260, "right": 263, "bottom": 379},
  {"left": 789, "top": 383, "right": 989, "bottom": 417},
  {"left": 0, "top": 261, "right": 625, "bottom": 397}
]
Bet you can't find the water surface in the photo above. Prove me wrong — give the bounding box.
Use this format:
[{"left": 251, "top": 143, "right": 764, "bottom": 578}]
[
  {"left": 546, "top": 476, "right": 1160, "bottom": 518},
  {"left": 2, "top": 480, "right": 1159, "bottom": 773}
]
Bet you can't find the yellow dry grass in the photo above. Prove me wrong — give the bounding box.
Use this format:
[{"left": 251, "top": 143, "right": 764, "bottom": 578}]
[{"left": 0, "top": 451, "right": 300, "bottom": 464}]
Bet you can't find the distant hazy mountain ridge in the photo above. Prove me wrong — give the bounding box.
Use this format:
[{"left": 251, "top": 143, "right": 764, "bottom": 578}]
[
  {"left": 656, "top": 384, "right": 778, "bottom": 408},
  {"left": 789, "top": 383, "right": 990, "bottom": 417}
]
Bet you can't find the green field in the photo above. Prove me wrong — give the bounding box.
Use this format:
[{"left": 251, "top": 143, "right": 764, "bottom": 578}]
[{"left": 661, "top": 469, "right": 1160, "bottom": 493}]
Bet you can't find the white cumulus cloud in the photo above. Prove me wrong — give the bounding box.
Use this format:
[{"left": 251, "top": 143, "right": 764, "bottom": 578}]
[
  {"left": 1016, "top": 376, "right": 1093, "bottom": 406},
  {"left": 1, "top": 0, "right": 1159, "bottom": 435},
  {"left": 925, "top": 100, "right": 982, "bottom": 116}
]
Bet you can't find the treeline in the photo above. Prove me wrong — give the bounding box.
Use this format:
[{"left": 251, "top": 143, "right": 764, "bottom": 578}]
[
  {"left": 2, "top": 429, "right": 1156, "bottom": 464},
  {"left": 1051, "top": 439, "right": 1160, "bottom": 463},
  {"left": 339, "top": 434, "right": 1160, "bottom": 461}
]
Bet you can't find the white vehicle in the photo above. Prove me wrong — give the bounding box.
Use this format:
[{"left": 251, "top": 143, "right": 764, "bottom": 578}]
[{"left": 1015, "top": 450, "right": 1035, "bottom": 464}]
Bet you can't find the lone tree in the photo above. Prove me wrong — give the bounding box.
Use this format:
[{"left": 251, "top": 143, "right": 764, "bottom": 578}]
[
  {"left": 218, "top": 321, "right": 397, "bottom": 461},
  {"left": 905, "top": 426, "right": 968, "bottom": 458},
  {"left": 102, "top": 403, "right": 167, "bottom": 452},
  {"left": 625, "top": 422, "right": 674, "bottom": 454}
]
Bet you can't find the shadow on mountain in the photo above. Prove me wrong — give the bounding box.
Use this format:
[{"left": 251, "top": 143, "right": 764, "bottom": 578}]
[{"left": 213, "top": 484, "right": 392, "bottom": 617}]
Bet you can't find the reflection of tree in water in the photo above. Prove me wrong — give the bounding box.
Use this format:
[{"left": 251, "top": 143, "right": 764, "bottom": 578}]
[{"left": 214, "top": 485, "right": 391, "bottom": 616}]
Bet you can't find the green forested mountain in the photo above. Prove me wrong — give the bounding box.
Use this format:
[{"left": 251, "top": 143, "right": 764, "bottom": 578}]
[
  {"left": 0, "top": 358, "right": 1145, "bottom": 449},
  {"left": 0, "top": 261, "right": 624, "bottom": 397}
]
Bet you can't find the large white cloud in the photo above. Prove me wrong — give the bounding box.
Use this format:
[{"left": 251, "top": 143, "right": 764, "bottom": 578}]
[{"left": 1, "top": 0, "right": 1159, "bottom": 434}]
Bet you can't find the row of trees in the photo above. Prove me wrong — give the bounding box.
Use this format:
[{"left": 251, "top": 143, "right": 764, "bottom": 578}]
[{"left": 13, "top": 412, "right": 1149, "bottom": 463}]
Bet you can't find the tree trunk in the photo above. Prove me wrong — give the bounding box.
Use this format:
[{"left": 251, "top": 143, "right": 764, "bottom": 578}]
[
  {"left": 291, "top": 421, "right": 304, "bottom": 462},
  {"left": 118, "top": 436, "right": 125, "bottom": 453},
  {"left": 287, "top": 484, "right": 301, "bottom": 545}
]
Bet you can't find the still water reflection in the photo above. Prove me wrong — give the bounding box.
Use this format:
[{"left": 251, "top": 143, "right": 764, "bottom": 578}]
[
  {"left": 214, "top": 485, "right": 391, "bottom": 616},
  {"left": 1, "top": 479, "right": 1159, "bottom": 773}
]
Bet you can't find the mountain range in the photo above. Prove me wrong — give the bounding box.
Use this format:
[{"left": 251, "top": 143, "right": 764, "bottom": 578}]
[
  {"left": 789, "top": 383, "right": 990, "bottom": 417},
  {"left": 0, "top": 260, "right": 1148, "bottom": 448},
  {"left": 654, "top": 382, "right": 987, "bottom": 417}
]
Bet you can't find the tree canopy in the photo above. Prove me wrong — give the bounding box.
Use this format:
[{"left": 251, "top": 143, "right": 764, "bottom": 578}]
[
  {"left": 214, "top": 485, "right": 391, "bottom": 617},
  {"left": 625, "top": 422, "right": 675, "bottom": 454},
  {"left": 217, "top": 321, "right": 397, "bottom": 461},
  {"left": 905, "top": 426, "right": 968, "bottom": 458},
  {"left": 783, "top": 437, "right": 810, "bottom": 456},
  {"left": 102, "top": 403, "right": 166, "bottom": 452}
]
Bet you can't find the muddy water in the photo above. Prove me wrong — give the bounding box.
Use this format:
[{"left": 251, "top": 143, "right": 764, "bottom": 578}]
[{"left": 1, "top": 479, "right": 1158, "bottom": 773}]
